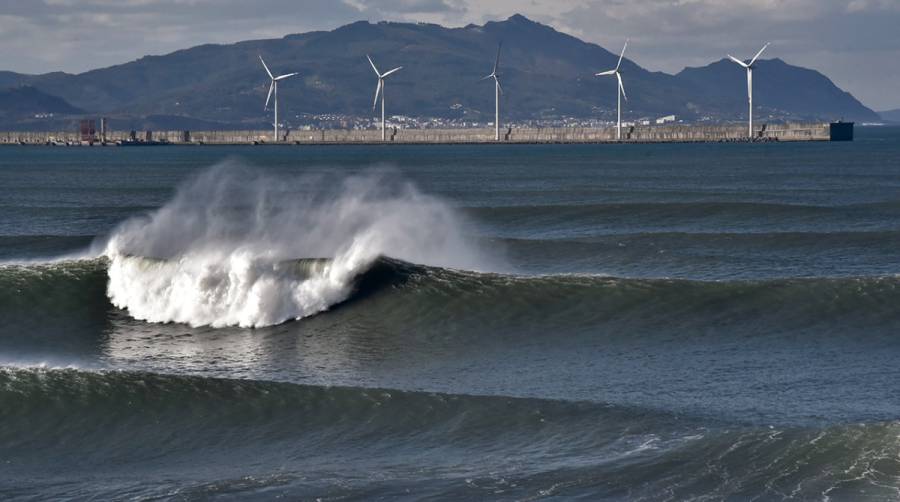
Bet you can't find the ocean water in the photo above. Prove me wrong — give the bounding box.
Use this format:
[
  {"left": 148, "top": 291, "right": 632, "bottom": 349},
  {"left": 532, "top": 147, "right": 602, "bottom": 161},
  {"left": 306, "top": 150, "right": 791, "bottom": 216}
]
[{"left": 2, "top": 127, "right": 900, "bottom": 500}]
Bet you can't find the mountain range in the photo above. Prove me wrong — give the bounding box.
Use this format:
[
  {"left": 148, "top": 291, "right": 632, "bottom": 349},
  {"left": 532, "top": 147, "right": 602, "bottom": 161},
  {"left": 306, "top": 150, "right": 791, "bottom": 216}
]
[
  {"left": 0, "top": 14, "right": 880, "bottom": 130},
  {"left": 0, "top": 86, "right": 83, "bottom": 120}
]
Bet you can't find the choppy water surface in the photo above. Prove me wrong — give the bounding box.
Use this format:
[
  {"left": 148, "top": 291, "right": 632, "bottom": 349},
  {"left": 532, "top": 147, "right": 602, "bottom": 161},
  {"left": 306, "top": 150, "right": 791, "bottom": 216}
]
[{"left": 2, "top": 127, "right": 900, "bottom": 500}]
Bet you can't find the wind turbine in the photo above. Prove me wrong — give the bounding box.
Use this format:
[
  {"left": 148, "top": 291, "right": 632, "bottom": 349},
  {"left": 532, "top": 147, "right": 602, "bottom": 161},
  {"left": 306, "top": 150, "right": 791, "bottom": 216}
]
[
  {"left": 367, "top": 55, "right": 403, "bottom": 141},
  {"left": 596, "top": 40, "right": 629, "bottom": 141},
  {"left": 259, "top": 55, "right": 298, "bottom": 142},
  {"left": 728, "top": 43, "right": 770, "bottom": 139},
  {"left": 481, "top": 43, "right": 503, "bottom": 141}
]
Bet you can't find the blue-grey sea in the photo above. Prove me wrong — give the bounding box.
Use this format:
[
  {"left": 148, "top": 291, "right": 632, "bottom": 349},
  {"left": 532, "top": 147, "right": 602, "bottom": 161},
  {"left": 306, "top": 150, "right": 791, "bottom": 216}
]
[{"left": 3, "top": 127, "right": 900, "bottom": 500}]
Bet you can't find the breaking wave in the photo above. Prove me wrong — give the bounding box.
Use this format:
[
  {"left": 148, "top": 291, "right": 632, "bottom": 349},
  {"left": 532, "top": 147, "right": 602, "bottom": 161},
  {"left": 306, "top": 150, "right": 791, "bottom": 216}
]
[
  {"left": 101, "top": 164, "right": 495, "bottom": 328},
  {"left": 4, "top": 256, "right": 900, "bottom": 337}
]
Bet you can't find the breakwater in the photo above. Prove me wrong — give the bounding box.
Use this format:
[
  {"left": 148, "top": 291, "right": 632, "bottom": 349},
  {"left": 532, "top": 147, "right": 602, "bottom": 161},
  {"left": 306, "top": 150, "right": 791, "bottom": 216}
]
[{"left": 0, "top": 122, "right": 850, "bottom": 145}]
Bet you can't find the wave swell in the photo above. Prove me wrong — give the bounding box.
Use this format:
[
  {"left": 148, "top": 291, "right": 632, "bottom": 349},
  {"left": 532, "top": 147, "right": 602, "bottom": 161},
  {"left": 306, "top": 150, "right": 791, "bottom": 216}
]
[
  {"left": 4, "top": 256, "right": 900, "bottom": 338},
  {"left": 4, "top": 367, "right": 900, "bottom": 501}
]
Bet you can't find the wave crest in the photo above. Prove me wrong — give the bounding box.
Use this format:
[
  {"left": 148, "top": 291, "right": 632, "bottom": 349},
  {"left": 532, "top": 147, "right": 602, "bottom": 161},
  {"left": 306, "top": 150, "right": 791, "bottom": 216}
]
[{"left": 103, "top": 165, "right": 493, "bottom": 328}]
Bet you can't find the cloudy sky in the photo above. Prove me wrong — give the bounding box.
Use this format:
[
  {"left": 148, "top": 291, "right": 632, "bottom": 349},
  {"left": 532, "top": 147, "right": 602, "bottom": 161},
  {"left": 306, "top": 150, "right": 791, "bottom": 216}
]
[{"left": 1, "top": 0, "right": 897, "bottom": 111}]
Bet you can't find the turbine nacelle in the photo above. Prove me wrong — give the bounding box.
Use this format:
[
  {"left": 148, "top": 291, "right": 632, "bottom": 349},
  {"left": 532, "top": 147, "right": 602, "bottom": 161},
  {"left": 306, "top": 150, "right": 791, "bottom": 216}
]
[
  {"left": 727, "top": 43, "right": 770, "bottom": 101},
  {"left": 481, "top": 43, "right": 503, "bottom": 93},
  {"left": 481, "top": 73, "right": 503, "bottom": 94},
  {"left": 259, "top": 55, "right": 298, "bottom": 111},
  {"left": 728, "top": 42, "right": 769, "bottom": 70},
  {"left": 595, "top": 40, "right": 629, "bottom": 102},
  {"left": 367, "top": 55, "right": 402, "bottom": 111}
]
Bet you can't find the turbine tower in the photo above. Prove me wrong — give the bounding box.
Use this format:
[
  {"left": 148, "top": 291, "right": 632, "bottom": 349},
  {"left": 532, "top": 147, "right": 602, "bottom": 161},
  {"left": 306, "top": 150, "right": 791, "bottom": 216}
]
[
  {"left": 596, "top": 40, "right": 629, "bottom": 141},
  {"left": 367, "top": 55, "right": 403, "bottom": 142},
  {"left": 481, "top": 43, "right": 503, "bottom": 141},
  {"left": 728, "top": 43, "right": 770, "bottom": 139},
  {"left": 259, "top": 55, "right": 298, "bottom": 142}
]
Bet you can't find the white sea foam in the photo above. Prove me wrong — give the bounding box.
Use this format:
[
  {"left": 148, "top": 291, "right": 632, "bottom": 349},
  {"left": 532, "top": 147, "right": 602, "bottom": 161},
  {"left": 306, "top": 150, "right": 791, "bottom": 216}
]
[{"left": 103, "top": 163, "right": 492, "bottom": 328}]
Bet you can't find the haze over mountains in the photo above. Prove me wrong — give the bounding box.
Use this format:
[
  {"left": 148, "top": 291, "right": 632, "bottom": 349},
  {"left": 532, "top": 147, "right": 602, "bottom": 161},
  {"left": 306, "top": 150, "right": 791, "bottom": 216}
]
[
  {"left": 0, "top": 14, "right": 880, "bottom": 130},
  {"left": 879, "top": 109, "right": 900, "bottom": 123}
]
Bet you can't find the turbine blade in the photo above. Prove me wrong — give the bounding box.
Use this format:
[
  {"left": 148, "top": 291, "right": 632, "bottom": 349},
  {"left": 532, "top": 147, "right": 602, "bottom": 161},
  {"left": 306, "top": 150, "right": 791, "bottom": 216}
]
[
  {"left": 275, "top": 72, "right": 299, "bottom": 81},
  {"left": 595, "top": 69, "right": 616, "bottom": 77},
  {"left": 747, "top": 68, "right": 753, "bottom": 100},
  {"left": 618, "top": 73, "right": 627, "bottom": 101},
  {"left": 493, "top": 42, "right": 502, "bottom": 75},
  {"left": 616, "top": 39, "right": 628, "bottom": 71},
  {"left": 728, "top": 55, "right": 749, "bottom": 68},
  {"left": 480, "top": 74, "right": 494, "bottom": 81},
  {"left": 264, "top": 81, "right": 274, "bottom": 110},
  {"left": 373, "top": 79, "right": 382, "bottom": 111},
  {"left": 381, "top": 66, "right": 403, "bottom": 78},
  {"left": 259, "top": 55, "right": 273, "bottom": 79},
  {"left": 750, "top": 42, "right": 770, "bottom": 66},
  {"left": 495, "top": 76, "right": 503, "bottom": 95},
  {"left": 367, "top": 55, "right": 380, "bottom": 76}
]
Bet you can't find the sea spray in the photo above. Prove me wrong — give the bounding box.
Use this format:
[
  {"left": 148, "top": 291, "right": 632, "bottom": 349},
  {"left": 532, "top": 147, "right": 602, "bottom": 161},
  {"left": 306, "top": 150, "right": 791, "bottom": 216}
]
[{"left": 103, "top": 163, "right": 492, "bottom": 328}]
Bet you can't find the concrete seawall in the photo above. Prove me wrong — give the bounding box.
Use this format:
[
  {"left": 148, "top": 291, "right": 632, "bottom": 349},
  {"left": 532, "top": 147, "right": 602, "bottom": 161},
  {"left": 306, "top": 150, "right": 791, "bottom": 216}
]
[{"left": 0, "top": 122, "right": 847, "bottom": 145}]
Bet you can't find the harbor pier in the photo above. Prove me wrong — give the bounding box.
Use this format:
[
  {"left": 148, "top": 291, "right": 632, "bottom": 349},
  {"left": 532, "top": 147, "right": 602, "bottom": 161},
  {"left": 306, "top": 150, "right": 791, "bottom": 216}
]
[{"left": 0, "top": 122, "right": 851, "bottom": 146}]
